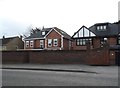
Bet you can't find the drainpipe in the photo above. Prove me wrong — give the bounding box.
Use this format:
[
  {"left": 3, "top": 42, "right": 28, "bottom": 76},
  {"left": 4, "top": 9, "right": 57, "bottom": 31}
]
[{"left": 45, "top": 39, "right": 47, "bottom": 49}]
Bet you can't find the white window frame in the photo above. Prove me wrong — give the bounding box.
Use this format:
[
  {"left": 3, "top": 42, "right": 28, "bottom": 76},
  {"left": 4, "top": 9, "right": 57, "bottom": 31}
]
[
  {"left": 104, "top": 38, "right": 107, "bottom": 41},
  {"left": 53, "top": 39, "right": 58, "bottom": 46},
  {"left": 97, "top": 25, "right": 107, "bottom": 31},
  {"left": 103, "top": 26, "right": 107, "bottom": 30},
  {"left": 40, "top": 40, "right": 44, "bottom": 48},
  {"left": 97, "top": 26, "right": 100, "bottom": 30},
  {"left": 26, "top": 41, "right": 29, "bottom": 47},
  {"left": 48, "top": 39, "right": 52, "bottom": 47},
  {"left": 30, "top": 41, "right": 34, "bottom": 47},
  {"left": 118, "top": 37, "right": 120, "bottom": 45},
  {"left": 76, "top": 38, "right": 93, "bottom": 46},
  {"left": 42, "top": 31, "right": 45, "bottom": 35}
]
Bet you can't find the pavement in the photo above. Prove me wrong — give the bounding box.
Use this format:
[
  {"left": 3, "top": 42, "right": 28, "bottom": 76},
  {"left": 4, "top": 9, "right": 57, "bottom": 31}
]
[{"left": 1, "top": 64, "right": 118, "bottom": 74}]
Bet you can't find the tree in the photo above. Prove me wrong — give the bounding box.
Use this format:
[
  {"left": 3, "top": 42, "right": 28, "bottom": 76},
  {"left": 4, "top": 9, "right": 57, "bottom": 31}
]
[{"left": 22, "top": 25, "right": 41, "bottom": 39}]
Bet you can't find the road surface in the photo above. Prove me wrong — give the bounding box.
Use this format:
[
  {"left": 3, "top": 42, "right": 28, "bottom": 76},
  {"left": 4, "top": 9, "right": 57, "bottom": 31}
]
[{"left": 2, "top": 69, "right": 118, "bottom": 86}]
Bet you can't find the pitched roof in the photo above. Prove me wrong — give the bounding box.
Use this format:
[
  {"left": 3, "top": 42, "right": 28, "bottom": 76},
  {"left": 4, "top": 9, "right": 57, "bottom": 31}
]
[
  {"left": 25, "top": 28, "right": 51, "bottom": 39},
  {"left": 53, "top": 27, "right": 71, "bottom": 39},
  {"left": 89, "top": 22, "right": 119, "bottom": 37},
  {"left": 72, "top": 25, "right": 96, "bottom": 38},
  {"left": 24, "top": 27, "right": 71, "bottom": 40},
  {"left": 0, "top": 36, "right": 19, "bottom": 46}
]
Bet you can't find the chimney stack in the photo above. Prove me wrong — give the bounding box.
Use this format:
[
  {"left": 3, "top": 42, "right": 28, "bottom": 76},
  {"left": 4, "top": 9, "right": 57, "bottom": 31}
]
[
  {"left": 20, "top": 35, "right": 22, "bottom": 40},
  {"left": 3, "top": 35, "right": 5, "bottom": 39}
]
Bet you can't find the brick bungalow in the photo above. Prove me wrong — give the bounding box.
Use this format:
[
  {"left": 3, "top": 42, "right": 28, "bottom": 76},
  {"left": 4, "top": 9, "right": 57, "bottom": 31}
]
[
  {"left": 24, "top": 27, "right": 72, "bottom": 50},
  {"left": 0, "top": 36, "right": 24, "bottom": 50},
  {"left": 72, "top": 21, "right": 120, "bottom": 65}
]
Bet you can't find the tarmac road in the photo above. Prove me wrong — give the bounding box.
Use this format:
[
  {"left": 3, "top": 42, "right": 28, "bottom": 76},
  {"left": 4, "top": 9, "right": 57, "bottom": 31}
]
[{"left": 2, "top": 68, "right": 118, "bottom": 86}]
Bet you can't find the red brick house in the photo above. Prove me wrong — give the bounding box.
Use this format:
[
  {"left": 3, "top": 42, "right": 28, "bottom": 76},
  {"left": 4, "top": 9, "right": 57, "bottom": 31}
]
[
  {"left": 24, "top": 27, "right": 72, "bottom": 50},
  {"left": 72, "top": 21, "right": 120, "bottom": 65}
]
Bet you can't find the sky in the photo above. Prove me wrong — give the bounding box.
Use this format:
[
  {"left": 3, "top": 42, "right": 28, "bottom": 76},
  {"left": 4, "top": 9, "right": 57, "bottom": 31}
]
[{"left": 0, "top": 0, "right": 119, "bottom": 38}]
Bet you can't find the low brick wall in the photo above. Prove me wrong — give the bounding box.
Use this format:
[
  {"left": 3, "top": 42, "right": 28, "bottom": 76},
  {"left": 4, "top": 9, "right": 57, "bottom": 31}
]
[
  {"left": 2, "top": 48, "right": 110, "bottom": 65},
  {"left": 86, "top": 48, "right": 110, "bottom": 65},
  {"left": 2, "top": 51, "right": 29, "bottom": 64},
  {"left": 29, "top": 50, "right": 86, "bottom": 64}
]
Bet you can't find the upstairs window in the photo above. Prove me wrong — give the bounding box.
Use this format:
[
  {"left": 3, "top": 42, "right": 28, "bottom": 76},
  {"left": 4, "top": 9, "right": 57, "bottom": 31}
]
[
  {"left": 100, "top": 38, "right": 108, "bottom": 47},
  {"left": 103, "top": 25, "right": 107, "bottom": 29},
  {"left": 42, "top": 31, "right": 45, "bottom": 35},
  {"left": 30, "top": 41, "right": 34, "bottom": 47},
  {"left": 53, "top": 39, "right": 58, "bottom": 46},
  {"left": 100, "top": 38, "right": 108, "bottom": 45},
  {"left": 48, "top": 39, "right": 52, "bottom": 47},
  {"left": 26, "top": 41, "right": 29, "bottom": 47},
  {"left": 97, "top": 26, "right": 100, "bottom": 30},
  {"left": 97, "top": 25, "right": 107, "bottom": 31}
]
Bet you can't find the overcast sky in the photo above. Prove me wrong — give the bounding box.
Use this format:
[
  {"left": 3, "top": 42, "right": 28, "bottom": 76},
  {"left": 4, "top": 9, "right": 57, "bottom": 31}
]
[{"left": 0, "top": 0, "right": 119, "bottom": 38}]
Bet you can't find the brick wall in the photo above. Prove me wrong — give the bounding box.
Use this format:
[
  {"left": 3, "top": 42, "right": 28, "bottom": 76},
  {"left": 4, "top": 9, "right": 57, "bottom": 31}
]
[
  {"left": 2, "top": 51, "right": 29, "bottom": 64},
  {"left": 86, "top": 48, "right": 110, "bottom": 65},
  {"left": 72, "top": 40, "right": 87, "bottom": 50},
  {"left": 63, "top": 38, "right": 70, "bottom": 50},
  {"left": 93, "top": 38, "right": 101, "bottom": 48},
  {"left": 46, "top": 30, "right": 61, "bottom": 48},
  {"left": 29, "top": 50, "right": 86, "bottom": 64},
  {"left": 109, "top": 50, "right": 116, "bottom": 65},
  {"left": 6, "top": 37, "right": 24, "bottom": 50},
  {"left": 2, "top": 48, "right": 110, "bottom": 65},
  {"left": 34, "top": 39, "right": 40, "bottom": 48},
  {"left": 108, "top": 37, "right": 117, "bottom": 45}
]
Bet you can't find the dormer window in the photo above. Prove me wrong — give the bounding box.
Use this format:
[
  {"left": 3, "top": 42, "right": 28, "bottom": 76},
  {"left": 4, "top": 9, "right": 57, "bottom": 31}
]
[
  {"left": 100, "top": 26, "right": 103, "bottom": 29},
  {"left": 42, "top": 31, "right": 45, "bottom": 35},
  {"left": 103, "top": 26, "right": 107, "bottom": 30},
  {"left": 97, "top": 26, "right": 100, "bottom": 30},
  {"left": 97, "top": 25, "right": 107, "bottom": 31}
]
